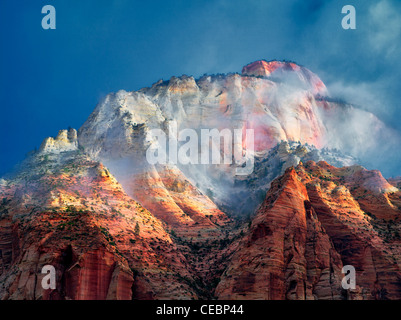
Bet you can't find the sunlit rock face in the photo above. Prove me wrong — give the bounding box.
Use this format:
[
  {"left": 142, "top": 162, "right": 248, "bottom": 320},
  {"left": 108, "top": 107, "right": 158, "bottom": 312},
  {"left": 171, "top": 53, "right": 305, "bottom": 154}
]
[
  {"left": 216, "top": 163, "right": 401, "bottom": 300},
  {"left": 77, "top": 60, "right": 388, "bottom": 215},
  {"left": 76, "top": 62, "right": 328, "bottom": 212},
  {"left": 241, "top": 60, "right": 328, "bottom": 95},
  {"left": 39, "top": 128, "right": 78, "bottom": 154},
  {"left": 0, "top": 151, "right": 208, "bottom": 300},
  {"left": 78, "top": 65, "right": 328, "bottom": 159},
  {"left": 78, "top": 60, "right": 335, "bottom": 163},
  {"left": 215, "top": 168, "right": 345, "bottom": 300}
]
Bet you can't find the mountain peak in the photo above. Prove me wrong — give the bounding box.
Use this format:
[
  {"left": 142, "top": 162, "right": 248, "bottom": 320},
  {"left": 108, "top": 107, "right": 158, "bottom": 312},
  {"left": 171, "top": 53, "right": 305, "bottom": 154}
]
[
  {"left": 241, "top": 60, "right": 300, "bottom": 77},
  {"left": 242, "top": 59, "right": 327, "bottom": 95}
]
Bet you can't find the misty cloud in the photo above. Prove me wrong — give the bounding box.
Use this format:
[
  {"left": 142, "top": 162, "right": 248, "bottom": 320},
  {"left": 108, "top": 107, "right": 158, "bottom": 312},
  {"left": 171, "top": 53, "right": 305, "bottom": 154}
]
[{"left": 367, "top": 0, "right": 401, "bottom": 57}]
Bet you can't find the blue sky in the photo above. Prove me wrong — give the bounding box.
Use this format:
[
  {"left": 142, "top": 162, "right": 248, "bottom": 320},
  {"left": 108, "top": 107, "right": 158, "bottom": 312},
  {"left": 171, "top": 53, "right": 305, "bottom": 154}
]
[{"left": 1, "top": 0, "right": 401, "bottom": 176}]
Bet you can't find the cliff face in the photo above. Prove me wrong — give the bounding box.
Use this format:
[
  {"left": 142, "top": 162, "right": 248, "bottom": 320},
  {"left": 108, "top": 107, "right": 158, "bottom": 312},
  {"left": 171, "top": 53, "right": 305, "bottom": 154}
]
[
  {"left": 1, "top": 60, "right": 401, "bottom": 300},
  {"left": 215, "top": 168, "right": 344, "bottom": 300},
  {"left": 0, "top": 152, "right": 212, "bottom": 299},
  {"left": 216, "top": 162, "right": 401, "bottom": 300}
]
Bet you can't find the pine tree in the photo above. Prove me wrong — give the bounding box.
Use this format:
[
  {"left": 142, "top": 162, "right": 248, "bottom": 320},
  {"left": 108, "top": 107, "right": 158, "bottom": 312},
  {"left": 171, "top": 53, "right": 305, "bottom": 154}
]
[{"left": 134, "top": 222, "right": 140, "bottom": 235}]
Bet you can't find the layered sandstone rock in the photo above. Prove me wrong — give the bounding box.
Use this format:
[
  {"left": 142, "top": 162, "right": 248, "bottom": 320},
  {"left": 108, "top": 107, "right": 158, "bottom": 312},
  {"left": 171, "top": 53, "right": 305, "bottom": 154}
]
[
  {"left": 215, "top": 168, "right": 344, "bottom": 300},
  {"left": 0, "top": 152, "right": 205, "bottom": 300},
  {"left": 241, "top": 60, "right": 327, "bottom": 95},
  {"left": 39, "top": 128, "right": 78, "bottom": 154},
  {"left": 217, "top": 162, "right": 401, "bottom": 300}
]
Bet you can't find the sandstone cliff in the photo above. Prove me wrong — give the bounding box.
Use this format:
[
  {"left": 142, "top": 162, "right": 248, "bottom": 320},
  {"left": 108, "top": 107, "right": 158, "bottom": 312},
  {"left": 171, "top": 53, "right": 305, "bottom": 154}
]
[{"left": 216, "top": 162, "right": 401, "bottom": 300}]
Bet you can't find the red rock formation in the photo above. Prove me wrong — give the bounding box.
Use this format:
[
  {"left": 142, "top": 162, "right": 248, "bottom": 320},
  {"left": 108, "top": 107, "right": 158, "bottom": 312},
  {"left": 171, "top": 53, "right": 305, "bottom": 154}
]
[
  {"left": 241, "top": 60, "right": 327, "bottom": 95},
  {"left": 2, "top": 155, "right": 401, "bottom": 300},
  {"left": 215, "top": 168, "right": 344, "bottom": 300},
  {"left": 216, "top": 163, "right": 401, "bottom": 300},
  {"left": 242, "top": 60, "right": 301, "bottom": 77},
  {"left": 297, "top": 161, "right": 401, "bottom": 299},
  {"left": 122, "top": 165, "right": 229, "bottom": 235},
  {"left": 0, "top": 154, "right": 203, "bottom": 300},
  {"left": 64, "top": 249, "right": 133, "bottom": 300}
]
